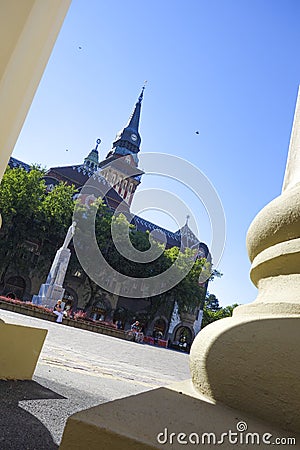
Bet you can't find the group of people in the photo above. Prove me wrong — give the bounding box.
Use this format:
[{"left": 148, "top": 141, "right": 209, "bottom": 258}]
[
  {"left": 53, "top": 305, "right": 164, "bottom": 350},
  {"left": 127, "top": 321, "right": 166, "bottom": 345}
]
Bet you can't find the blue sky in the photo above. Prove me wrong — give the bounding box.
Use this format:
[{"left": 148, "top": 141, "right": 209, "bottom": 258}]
[{"left": 12, "top": 0, "right": 300, "bottom": 306}]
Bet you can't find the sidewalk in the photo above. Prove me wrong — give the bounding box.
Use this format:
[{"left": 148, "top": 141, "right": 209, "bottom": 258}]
[{"left": 0, "top": 310, "right": 190, "bottom": 448}]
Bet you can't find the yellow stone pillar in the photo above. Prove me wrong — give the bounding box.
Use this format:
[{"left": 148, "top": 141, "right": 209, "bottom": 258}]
[
  {"left": 0, "top": 0, "right": 71, "bottom": 379},
  {"left": 190, "top": 86, "right": 300, "bottom": 433},
  {"left": 0, "top": 0, "right": 71, "bottom": 185}
]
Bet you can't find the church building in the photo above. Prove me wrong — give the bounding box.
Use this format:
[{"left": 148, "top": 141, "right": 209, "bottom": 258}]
[{"left": 6, "top": 87, "right": 211, "bottom": 347}]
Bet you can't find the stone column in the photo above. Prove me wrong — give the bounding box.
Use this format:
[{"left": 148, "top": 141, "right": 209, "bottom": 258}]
[
  {"left": 0, "top": 0, "right": 71, "bottom": 380},
  {"left": 33, "top": 247, "right": 71, "bottom": 308},
  {"left": 167, "top": 301, "right": 181, "bottom": 341},
  {"left": 0, "top": 0, "right": 71, "bottom": 229},
  {"left": 32, "top": 222, "right": 76, "bottom": 308},
  {"left": 190, "top": 87, "right": 300, "bottom": 433}
]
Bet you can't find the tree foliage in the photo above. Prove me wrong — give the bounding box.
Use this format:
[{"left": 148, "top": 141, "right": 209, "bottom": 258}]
[
  {"left": 201, "top": 292, "right": 239, "bottom": 329},
  {"left": 0, "top": 168, "right": 222, "bottom": 322},
  {"left": 0, "top": 167, "right": 76, "bottom": 283}
]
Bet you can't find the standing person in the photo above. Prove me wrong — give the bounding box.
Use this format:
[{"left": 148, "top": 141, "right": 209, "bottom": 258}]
[{"left": 53, "top": 300, "right": 64, "bottom": 323}]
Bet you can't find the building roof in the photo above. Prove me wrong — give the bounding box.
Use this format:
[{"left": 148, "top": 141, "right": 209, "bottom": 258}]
[
  {"left": 8, "top": 157, "right": 31, "bottom": 172},
  {"left": 46, "top": 164, "right": 127, "bottom": 211},
  {"left": 8, "top": 155, "right": 209, "bottom": 255},
  {"left": 132, "top": 215, "right": 181, "bottom": 248}
]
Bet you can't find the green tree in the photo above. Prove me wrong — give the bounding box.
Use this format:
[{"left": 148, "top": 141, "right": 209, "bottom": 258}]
[
  {"left": 38, "top": 182, "right": 76, "bottom": 272},
  {"left": 161, "top": 248, "right": 205, "bottom": 314},
  {"left": 73, "top": 205, "right": 211, "bottom": 320},
  {"left": 0, "top": 167, "right": 76, "bottom": 286},
  {"left": 205, "top": 293, "right": 220, "bottom": 311},
  {"left": 0, "top": 168, "right": 223, "bottom": 323},
  {"left": 0, "top": 167, "right": 46, "bottom": 283},
  {"left": 201, "top": 295, "right": 239, "bottom": 329},
  {"left": 43, "top": 182, "right": 76, "bottom": 240}
]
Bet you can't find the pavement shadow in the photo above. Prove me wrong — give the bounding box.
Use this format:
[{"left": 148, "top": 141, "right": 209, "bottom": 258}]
[{"left": 0, "top": 379, "right": 66, "bottom": 450}]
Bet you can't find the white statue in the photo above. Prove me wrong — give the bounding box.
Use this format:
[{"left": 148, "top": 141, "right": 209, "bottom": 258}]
[
  {"left": 168, "top": 301, "right": 181, "bottom": 334},
  {"left": 62, "top": 221, "right": 76, "bottom": 249}
]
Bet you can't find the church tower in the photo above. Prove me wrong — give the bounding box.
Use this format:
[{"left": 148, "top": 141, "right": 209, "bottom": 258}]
[{"left": 99, "top": 86, "right": 145, "bottom": 206}]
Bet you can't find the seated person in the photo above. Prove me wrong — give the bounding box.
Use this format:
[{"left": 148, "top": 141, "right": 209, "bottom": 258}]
[
  {"left": 63, "top": 304, "right": 72, "bottom": 318},
  {"left": 153, "top": 329, "right": 163, "bottom": 344},
  {"left": 131, "top": 320, "right": 140, "bottom": 333},
  {"left": 53, "top": 300, "right": 64, "bottom": 323},
  {"left": 130, "top": 321, "right": 144, "bottom": 343}
]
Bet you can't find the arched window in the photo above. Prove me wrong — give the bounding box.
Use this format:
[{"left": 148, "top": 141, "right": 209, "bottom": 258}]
[
  {"left": 91, "top": 296, "right": 111, "bottom": 321},
  {"left": 175, "top": 326, "right": 193, "bottom": 343},
  {"left": 4, "top": 276, "right": 26, "bottom": 300},
  {"left": 153, "top": 318, "right": 167, "bottom": 335}
]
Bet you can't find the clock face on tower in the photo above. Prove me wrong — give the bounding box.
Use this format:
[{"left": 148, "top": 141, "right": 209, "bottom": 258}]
[{"left": 131, "top": 133, "right": 137, "bottom": 141}]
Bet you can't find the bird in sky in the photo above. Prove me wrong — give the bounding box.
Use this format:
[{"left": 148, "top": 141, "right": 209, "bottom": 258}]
[{"left": 195, "top": 131, "right": 200, "bottom": 135}]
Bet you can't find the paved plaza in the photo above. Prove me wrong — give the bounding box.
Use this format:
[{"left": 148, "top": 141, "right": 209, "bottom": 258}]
[{"left": 0, "top": 310, "right": 190, "bottom": 449}]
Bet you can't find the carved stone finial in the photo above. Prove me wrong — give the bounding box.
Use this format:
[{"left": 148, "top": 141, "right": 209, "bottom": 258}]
[{"left": 189, "top": 88, "right": 300, "bottom": 433}]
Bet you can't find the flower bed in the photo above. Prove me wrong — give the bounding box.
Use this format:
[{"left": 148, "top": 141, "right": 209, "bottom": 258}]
[
  {"left": 0, "top": 296, "right": 126, "bottom": 340},
  {"left": 143, "top": 335, "right": 168, "bottom": 348},
  {"left": 0, "top": 295, "right": 52, "bottom": 311},
  {"left": 72, "top": 311, "right": 117, "bottom": 329},
  {"left": 0, "top": 296, "right": 56, "bottom": 321}
]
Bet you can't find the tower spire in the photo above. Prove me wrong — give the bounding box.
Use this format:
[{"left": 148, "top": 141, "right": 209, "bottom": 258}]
[
  {"left": 126, "top": 82, "right": 146, "bottom": 131},
  {"left": 107, "top": 84, "right": 146, "bottom": 162},
  {"left": 99, "top": 84, "right": 147, "bottom": 206}
]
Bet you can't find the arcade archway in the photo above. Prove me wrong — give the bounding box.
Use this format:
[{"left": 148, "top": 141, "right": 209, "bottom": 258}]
[{"left": 4, "top": 276, "right": 26, "bottom": 300}]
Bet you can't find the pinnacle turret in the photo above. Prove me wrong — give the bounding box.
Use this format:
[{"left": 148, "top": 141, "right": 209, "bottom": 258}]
[{"left": 83, "top": 138, "right": 101, "bottom": 171}]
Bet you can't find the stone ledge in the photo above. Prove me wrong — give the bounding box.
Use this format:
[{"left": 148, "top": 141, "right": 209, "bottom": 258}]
[{"left": 59, "top": 386, "right": 299, "bottom": 449}]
